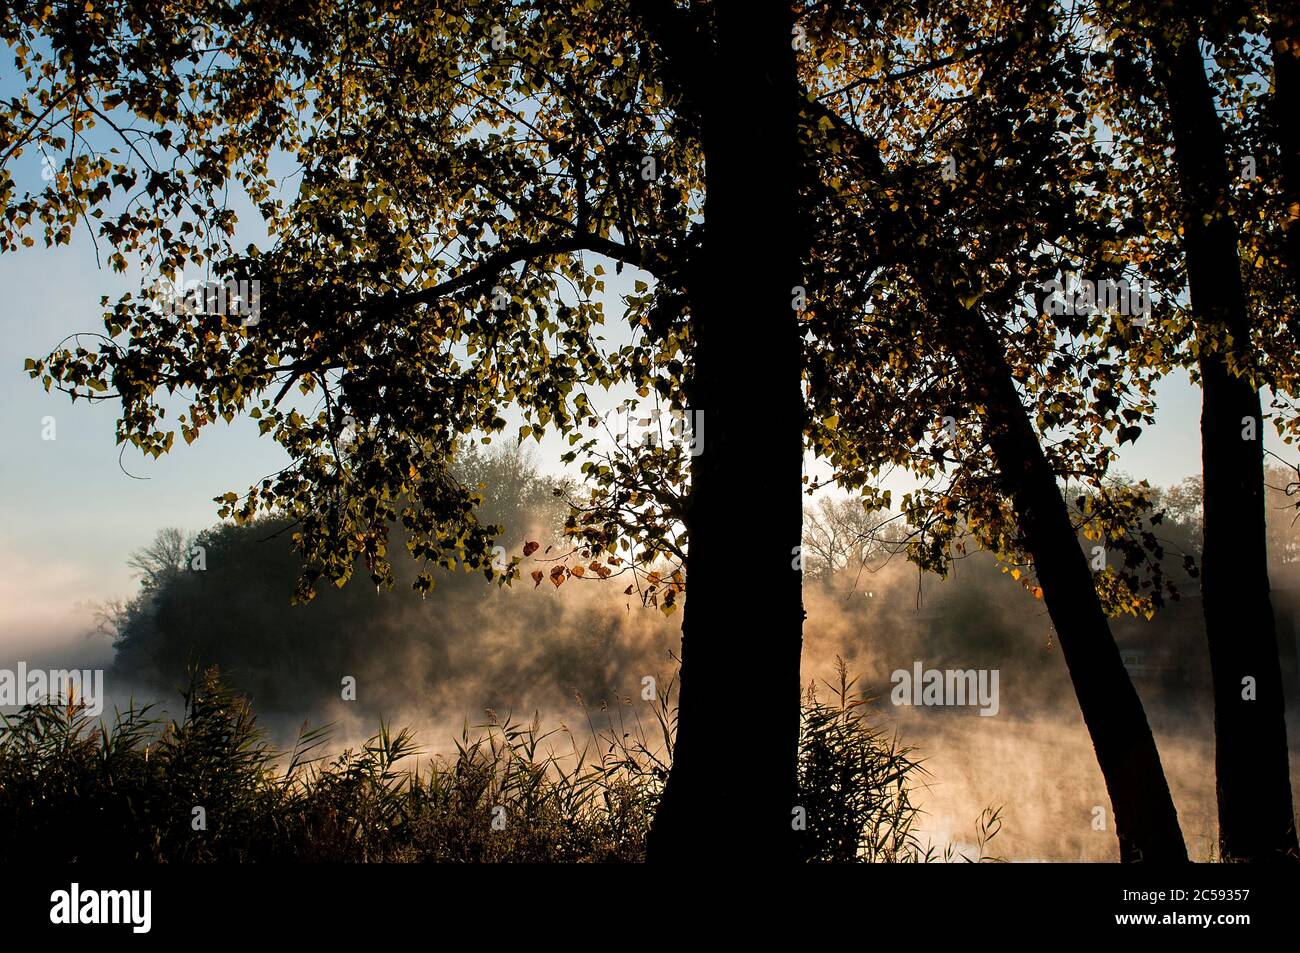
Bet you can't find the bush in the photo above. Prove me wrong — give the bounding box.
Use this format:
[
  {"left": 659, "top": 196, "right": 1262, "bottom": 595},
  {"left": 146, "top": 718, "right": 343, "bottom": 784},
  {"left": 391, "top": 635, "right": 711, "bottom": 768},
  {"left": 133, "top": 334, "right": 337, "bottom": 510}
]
[{"left": 0, "top": 666, "right": 998, "bottom": 862}]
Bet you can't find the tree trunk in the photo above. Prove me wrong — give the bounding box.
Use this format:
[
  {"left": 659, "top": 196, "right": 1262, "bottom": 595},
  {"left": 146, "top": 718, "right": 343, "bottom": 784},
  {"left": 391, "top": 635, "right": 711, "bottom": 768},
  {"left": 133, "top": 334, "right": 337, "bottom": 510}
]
[
  {"left": 925, "top": 289, "right": 1189, "bottom": 862},
  {"left": 818, "top": 93, "right": 1189, "bottom": 861},
  {"left": 645, "top": 0, "right": 805, "bottom": 861},
  {"left": 1154, "top": 25, "right": 1299, "bottom": 862}
]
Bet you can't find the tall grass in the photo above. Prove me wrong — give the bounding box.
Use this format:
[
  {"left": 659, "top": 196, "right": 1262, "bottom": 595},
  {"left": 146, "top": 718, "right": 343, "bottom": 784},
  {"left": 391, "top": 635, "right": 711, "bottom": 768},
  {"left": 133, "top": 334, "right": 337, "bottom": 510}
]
[{"left": 0, "top": 664, "right": 999, "bottom": 862}]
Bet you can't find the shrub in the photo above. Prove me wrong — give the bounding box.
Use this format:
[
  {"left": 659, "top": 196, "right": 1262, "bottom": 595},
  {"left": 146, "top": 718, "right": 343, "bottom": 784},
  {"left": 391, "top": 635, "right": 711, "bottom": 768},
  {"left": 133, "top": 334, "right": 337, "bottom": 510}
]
[{"left": 0, "top": 665, "right": 998, "bottom": 862}]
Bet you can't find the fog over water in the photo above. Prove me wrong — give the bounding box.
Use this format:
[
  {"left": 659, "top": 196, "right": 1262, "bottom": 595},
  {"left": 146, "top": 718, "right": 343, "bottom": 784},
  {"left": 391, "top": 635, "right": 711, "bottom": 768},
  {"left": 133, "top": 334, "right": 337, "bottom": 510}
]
[{"left": 6, "top": 515, "right": 1297, "bottom": 862}]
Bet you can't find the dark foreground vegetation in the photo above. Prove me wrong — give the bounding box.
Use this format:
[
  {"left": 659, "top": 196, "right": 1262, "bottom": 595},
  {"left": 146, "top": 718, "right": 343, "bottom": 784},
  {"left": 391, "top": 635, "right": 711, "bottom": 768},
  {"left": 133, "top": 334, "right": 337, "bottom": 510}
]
[{"left": 0, "top": 665, "right": 999, "bottom": 863}]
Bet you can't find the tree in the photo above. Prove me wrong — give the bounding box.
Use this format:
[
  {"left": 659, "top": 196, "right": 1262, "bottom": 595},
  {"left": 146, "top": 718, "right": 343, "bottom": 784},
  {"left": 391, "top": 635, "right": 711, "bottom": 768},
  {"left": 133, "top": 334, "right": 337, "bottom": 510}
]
[
  {"left": 1093, "top": 0, "right": 1298, "bottom": 861},
  {"left": 127, "top": 527, "right": 195, "bottom": 590},
  {"left": 797, "top": 0, "right": 1187, "bottom": 860},
  {"left": 4, "top": 0, "right": 813, "bottom": 861},
  {"left": 1261, "top": 0, "right": 1300, "bottom": 282},
  {"left": 630, "top": 0, "right": 805, "bottom": 861},
  {"left": 801, "top": 498, "right": 901, "bottom": 582}
]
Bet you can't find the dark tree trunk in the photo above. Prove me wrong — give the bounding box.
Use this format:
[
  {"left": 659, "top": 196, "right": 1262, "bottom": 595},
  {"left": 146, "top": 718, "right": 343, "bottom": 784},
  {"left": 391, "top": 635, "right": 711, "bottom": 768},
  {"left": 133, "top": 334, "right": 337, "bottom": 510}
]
[
  {"left": 819, "top": 93, "right": 1188, "bottom": 861},
  {"left": 645, "top": 0, "right": 805, "bottom": 861},
  {"left": 1154, "top": 26, "right": 1299, "bottom": 862},
  {"left": 927, "top": 291, "right": 1188, "bottom": 862}
]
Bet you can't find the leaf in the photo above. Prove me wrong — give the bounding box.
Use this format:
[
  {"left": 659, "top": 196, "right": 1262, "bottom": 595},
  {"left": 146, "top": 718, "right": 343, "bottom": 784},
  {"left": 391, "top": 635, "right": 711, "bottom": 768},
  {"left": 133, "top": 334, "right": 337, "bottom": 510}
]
[
  {"left": 523, "top": 540, "right": 540, "bottom": 557},
  {"left": 549, "top": 564, "right": 567, "bottom": 587},
  {"left": 531, "top": 569, "right": 544, "bottom": 588}
]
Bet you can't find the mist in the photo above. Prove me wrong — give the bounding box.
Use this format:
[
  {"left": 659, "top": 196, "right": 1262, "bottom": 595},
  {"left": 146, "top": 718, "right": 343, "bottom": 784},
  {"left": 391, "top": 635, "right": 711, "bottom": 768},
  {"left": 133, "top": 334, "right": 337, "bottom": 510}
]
[{"left": 5, "top": 449, "right": 1299, "bottom": 862}]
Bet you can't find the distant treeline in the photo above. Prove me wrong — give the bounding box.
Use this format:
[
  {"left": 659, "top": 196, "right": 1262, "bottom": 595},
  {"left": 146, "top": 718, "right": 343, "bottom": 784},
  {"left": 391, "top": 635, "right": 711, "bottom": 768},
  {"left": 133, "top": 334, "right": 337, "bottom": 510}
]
[{"left": 104, "top": 447, "right": 1300, "bottom": 723}]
